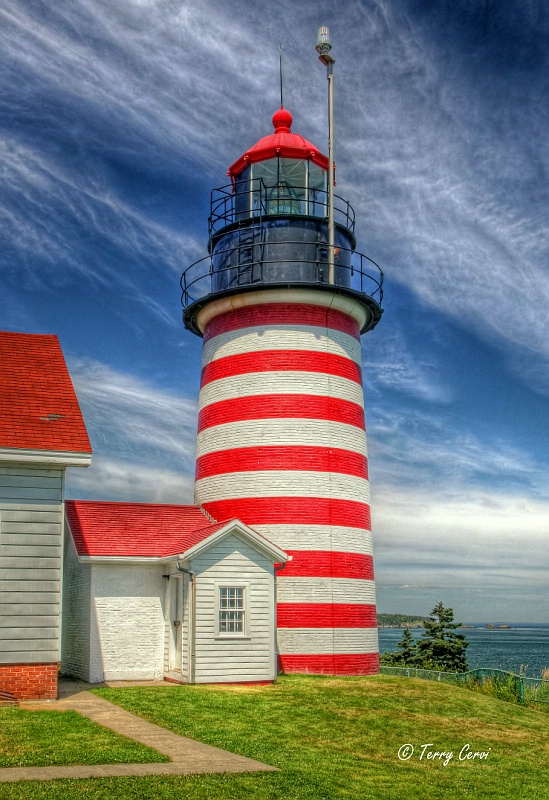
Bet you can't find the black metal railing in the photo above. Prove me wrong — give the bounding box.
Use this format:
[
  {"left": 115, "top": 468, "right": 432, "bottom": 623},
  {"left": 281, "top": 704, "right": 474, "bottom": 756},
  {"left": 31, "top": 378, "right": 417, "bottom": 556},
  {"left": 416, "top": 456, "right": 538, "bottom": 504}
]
[
  {"left": 180, "top": 238, "right": 383, "bottom": 311},
  {"left": 209, "top": 181, "right": 356, "bottom": 236}
]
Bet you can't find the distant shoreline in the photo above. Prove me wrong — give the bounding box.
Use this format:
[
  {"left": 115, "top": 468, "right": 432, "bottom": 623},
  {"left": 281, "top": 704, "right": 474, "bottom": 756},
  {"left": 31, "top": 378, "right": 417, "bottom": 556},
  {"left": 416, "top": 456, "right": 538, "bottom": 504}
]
[
  {"left": 377, "top": 624, "right": 514, "bottom": 629},
  {"left": 377, "top": 614, "right": 526, "bottom": 630}
]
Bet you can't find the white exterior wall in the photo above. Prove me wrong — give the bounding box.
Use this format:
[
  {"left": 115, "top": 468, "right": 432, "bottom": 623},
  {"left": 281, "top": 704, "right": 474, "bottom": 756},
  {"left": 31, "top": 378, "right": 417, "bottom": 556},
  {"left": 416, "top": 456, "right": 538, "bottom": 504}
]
[
  {"left": 61, "top": 532, "right": 91, "bottom": 680},
  {"left": 0, "top": 464, "right": 65, "bottom": 664},
  {"left": 89, "top": 562, "right": 166, "bottom": 683},
  {"left": 191, "top": 532, "right": 276, "bottom": 683}
]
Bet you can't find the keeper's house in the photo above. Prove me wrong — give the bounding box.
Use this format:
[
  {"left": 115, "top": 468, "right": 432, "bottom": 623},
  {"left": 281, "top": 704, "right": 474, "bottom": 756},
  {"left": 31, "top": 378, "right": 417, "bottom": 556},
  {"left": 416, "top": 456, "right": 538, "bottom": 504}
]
[
  {"left": 62, "top": 501, "right": 287, "bottom": 685},
  {"left": 0, "top": 331, "right": 287, "bottom": 699}
]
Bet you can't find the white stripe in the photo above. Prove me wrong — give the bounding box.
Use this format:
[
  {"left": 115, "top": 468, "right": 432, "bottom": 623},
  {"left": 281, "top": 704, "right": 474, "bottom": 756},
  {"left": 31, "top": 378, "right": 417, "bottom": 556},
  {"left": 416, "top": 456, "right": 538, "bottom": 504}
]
[
  {"left": 199, "top": 371, "right": 365, "bottom": 410},
  {"left": 195, "top": 471, "right": 370, "bottom": 504},
  {"left": 277, "top": 577, "right": 376, "bottom": 605},
  {"left": 202, "top": 326, "right": 362, "bottom": 367},
  {"left": 277, "top": 628, "right": 379, "bottom": 654},
  {"left": 252, "top": 525, "right": 373, "bottom": 554},
  {"left": 196, "top": 419, "right": 368, "bottom": 458}
]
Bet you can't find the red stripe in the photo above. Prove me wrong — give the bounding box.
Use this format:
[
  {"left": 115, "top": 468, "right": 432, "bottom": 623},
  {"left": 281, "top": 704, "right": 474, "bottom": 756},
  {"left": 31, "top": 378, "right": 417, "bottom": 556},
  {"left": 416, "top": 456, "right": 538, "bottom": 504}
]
[
  {"left": 196, "top": 447, "right": 368, "bottom": 481},
  {"left": 277, "top": 603, "right": 377, "bottom": 628},
  {"left": 201, "top": 350, "right": 363, "bottom": 388},
  {"left": 202, "top": 498, "right": 371, "bottom": 529},
  {"left": 204, "top": 303, "right": 360, "bottom": 343},
  {"left": 279, "top": 653, "right": 380, "bottom": 676},
  {"left": 198, "top": 395, "right": 365, "bottom": 433},
  {"left": 280, "top": 551, "right": 374, "bottom": 579}
]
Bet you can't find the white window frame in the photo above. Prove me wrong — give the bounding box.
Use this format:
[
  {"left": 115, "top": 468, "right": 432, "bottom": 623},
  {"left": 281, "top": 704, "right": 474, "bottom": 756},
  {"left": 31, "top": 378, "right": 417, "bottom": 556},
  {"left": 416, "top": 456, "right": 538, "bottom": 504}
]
[{"left": 215, "top": 583, "right": 250, "bottom": 639}]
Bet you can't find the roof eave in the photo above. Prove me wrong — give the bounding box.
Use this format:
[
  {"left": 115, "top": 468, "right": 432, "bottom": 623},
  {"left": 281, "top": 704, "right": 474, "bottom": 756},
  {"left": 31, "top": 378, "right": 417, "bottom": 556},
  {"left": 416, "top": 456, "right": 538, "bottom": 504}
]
[
  {"left": 228, "top": 147, "right": 329, "bottom": 179},
  {"left": 0, "top": 447, "right": 92, "bottom": 467},
  {"left": 78, "top": 555, "right": 176, "bottom": 564}
]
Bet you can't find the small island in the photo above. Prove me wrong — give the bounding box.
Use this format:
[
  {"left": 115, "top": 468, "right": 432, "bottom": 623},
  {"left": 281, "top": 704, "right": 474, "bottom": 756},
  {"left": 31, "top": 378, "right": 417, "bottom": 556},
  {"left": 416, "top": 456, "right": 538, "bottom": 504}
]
[
  {"left": 377, "top": 613, "right": 428, "bottom": 628},
  {"left": 486, "top": 623, "right": 512, "bottom": 629}
]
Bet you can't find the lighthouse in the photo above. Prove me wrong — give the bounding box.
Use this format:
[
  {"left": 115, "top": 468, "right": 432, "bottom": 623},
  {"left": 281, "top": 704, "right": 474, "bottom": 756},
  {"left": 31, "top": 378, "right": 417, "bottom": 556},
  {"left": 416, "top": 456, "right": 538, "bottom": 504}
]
[{"left": 181, "top": 40, "right": 383, "bottom": 676}]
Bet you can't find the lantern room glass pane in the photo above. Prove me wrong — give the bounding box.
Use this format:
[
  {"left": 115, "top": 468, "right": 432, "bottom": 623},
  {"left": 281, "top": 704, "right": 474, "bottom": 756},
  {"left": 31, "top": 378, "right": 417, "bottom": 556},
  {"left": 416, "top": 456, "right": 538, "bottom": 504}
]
[
  {"left": 234, "top": 166, "right": 252, "bottom": 219},
  {"left": 308, "top": 162, "right": 328, "bottom": 217},
  {"left": 232, "top": 158, "right": 329, "bottom": 222}
]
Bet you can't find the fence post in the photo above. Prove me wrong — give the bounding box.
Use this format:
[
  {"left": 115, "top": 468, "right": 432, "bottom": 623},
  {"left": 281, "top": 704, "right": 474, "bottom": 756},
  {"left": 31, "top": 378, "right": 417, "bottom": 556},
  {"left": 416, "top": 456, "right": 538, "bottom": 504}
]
[{"left": 518, "top": 677, "right": 525, "bottom": 705}]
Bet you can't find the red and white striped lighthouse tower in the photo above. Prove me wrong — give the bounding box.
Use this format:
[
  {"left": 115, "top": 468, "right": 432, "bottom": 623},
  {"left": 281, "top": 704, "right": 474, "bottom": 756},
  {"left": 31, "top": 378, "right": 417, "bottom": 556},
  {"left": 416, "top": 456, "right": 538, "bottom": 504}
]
[{"left": 182, "top": 53, "right": 383, "bottom": 674}]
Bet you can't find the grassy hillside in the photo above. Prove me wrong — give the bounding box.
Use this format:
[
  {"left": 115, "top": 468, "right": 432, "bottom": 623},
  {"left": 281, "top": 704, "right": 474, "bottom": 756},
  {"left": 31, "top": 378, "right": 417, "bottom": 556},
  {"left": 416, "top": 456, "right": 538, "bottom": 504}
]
[{"left": 3, "top": 674, "right": 546, "bottom": 799}]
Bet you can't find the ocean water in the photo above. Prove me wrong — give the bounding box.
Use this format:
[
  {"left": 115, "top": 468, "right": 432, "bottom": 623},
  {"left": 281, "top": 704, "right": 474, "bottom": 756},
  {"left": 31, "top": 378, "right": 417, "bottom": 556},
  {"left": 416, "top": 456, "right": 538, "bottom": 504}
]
[{"left": 378, "top": 623, "right": 549, "bottom": 678}]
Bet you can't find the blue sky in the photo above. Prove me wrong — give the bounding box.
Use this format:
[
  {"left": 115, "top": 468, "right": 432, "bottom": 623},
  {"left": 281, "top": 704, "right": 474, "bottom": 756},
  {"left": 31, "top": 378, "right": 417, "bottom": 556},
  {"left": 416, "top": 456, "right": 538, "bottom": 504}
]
[{"left": 1, "top": 0, "right": 548, "bottom": 622}]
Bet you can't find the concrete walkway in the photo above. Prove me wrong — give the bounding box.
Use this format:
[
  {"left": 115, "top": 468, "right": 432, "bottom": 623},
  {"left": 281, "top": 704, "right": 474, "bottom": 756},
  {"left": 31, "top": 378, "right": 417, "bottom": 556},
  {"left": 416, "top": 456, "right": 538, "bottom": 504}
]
[{"left": 0, "top": 680, "right": 277, "bottom": 783}]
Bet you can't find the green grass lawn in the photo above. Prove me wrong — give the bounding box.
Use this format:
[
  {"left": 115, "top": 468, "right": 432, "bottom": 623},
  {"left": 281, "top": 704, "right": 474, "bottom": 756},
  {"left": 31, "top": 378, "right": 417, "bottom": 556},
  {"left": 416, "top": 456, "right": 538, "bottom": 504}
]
[
  {"left": 0, "top": 707, "right": 168, "bottom": 767},
  {"left": 1, "top": 674, "right": 549, "bottom": 799}
]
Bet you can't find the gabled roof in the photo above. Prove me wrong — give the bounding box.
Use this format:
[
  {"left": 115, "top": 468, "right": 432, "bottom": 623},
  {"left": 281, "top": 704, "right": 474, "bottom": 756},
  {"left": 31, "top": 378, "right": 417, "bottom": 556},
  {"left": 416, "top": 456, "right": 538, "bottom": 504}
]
[
  {"left": 0, "top": 331, "right": 91, "bottom": 455},
  {"left": 65, "top": 500, "right": 288, "bottom": 563}
]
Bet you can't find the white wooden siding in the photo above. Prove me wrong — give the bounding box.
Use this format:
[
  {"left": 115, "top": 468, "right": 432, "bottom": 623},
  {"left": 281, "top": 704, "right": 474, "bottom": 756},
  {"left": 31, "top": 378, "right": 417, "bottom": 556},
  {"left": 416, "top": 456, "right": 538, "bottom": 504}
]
[
  {"left": 61, "top": 531, "right": 91, "bottom": 680},
  {"left": 0, "top": 466, "right": 64, "bottom": 664},
  {"left": 190, "top": 532, "right": 276, "bottom": 683}
]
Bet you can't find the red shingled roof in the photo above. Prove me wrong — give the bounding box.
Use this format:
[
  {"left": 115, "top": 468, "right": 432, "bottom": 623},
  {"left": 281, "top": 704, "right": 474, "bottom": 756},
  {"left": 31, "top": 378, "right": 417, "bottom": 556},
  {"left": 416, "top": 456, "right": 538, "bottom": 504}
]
[
  {"left": 65, "top": 500, "right": 232, "bottom": 557},
  {"left": 0, "top": 331, "right": 91, "bottom": 453}
]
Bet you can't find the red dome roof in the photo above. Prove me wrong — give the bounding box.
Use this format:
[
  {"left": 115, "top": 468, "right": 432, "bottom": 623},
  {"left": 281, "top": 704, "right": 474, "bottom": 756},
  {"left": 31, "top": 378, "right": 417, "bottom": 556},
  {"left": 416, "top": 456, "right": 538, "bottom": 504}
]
[{"left": 227, "top": 108, "right": 328, "bottom": 179}]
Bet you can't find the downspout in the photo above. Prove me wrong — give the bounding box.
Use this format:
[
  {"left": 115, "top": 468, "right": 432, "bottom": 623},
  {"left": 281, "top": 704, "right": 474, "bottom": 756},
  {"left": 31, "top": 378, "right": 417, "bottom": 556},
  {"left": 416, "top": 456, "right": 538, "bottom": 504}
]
[
  {"left": 274, "top": 558, "right": 291, "bottom": 677},
  {"left": 176, "top": 562, "right": 195, "bottom": 684}
]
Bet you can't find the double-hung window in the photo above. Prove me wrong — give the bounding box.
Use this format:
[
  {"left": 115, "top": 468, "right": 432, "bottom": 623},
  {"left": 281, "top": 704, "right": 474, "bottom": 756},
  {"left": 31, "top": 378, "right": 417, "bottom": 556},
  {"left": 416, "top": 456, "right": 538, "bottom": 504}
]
[{"left": 218, "top": 586, "right": 245, "bottom": 635}]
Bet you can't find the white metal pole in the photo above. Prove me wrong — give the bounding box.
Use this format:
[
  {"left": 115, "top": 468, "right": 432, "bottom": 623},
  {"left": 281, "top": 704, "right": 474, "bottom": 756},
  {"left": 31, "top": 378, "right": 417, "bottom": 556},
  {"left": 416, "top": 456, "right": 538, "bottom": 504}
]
[
  {"left": 316, "top": 27, "right": 336, "bottom": 285},
  {"left": 327, "top": 60, "right": 335, "bottom": 285}
]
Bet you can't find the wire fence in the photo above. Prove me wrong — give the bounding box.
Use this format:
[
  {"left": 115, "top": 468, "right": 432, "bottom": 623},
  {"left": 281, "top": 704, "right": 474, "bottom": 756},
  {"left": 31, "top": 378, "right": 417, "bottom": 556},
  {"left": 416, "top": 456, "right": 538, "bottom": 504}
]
[{"left": 380, "top": 666, "right": 549, "bottom": 706}]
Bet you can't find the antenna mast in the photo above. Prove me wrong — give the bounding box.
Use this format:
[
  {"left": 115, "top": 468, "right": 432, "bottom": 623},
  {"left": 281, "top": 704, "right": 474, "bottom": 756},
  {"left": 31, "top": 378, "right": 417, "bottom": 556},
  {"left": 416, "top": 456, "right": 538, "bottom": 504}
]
[{"left": 279, "top": 43, "right": 284, "bottom": 107}]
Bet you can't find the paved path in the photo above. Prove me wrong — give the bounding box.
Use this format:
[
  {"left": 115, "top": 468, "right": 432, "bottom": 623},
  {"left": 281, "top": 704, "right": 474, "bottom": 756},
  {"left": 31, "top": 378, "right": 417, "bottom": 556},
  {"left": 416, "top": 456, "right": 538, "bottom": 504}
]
[{"left": 0, "top": 681, "right": 277, "bottom": 783}]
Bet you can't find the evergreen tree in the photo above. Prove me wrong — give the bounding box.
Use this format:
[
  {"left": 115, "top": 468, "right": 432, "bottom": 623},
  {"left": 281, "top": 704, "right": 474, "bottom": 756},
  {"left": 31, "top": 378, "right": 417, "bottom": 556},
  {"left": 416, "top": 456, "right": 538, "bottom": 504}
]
[
  {"left": 379, "top": 602, "right": 469, "bottom": 672},
  {"left": 380, "top": 627, "right": 418, "bottom": 666},
  {"left": 395, "top": 627, "right": 417, "bottom": 666},
  {"left": 414, "top": 602, "right": 469, "bottom": 672}
]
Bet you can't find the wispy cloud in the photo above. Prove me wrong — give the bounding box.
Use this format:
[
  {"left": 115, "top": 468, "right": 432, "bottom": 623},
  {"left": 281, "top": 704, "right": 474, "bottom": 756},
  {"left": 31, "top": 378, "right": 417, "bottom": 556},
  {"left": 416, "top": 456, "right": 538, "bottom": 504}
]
[
  {"left": 363, "top": 326, "right": 451, "bottom": 402},
  {"left": 2, "top": 0, "right": 547, "bottom": 386},
  {"left": 68, "top": 358, "right": 198, "bottom": 494},
  {"left": 66, "top": 456, "right": 194, "bottom": 504},
  {"left": 368, "top": 405, "right": 547, "bottom": 499}
]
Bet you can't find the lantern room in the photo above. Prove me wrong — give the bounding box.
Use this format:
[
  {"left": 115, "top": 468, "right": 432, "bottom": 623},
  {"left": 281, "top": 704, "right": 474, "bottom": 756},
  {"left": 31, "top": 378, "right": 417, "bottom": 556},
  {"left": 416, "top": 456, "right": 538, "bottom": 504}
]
[
  {"left": 181, "top": 107, "right": 383, "bottom": 335},
  {"left": 228, "top": 107, "right": 329, "bottom": 220}
]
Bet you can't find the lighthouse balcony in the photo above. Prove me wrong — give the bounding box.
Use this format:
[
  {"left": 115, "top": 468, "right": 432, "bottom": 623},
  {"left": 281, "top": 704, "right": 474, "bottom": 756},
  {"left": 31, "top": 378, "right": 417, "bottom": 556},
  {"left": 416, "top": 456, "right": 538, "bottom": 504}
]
[
  {"left": 181, "top": 177, "right": 383, "bottom": 335},
  {"left": 181, "top": 227, "right": 383, "bottom": 336}
]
